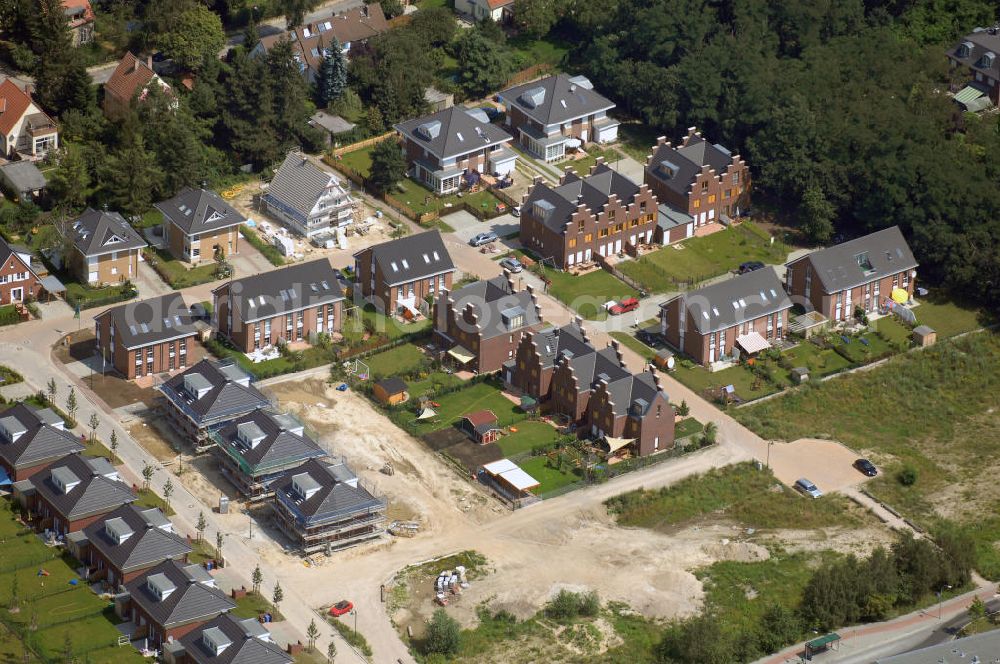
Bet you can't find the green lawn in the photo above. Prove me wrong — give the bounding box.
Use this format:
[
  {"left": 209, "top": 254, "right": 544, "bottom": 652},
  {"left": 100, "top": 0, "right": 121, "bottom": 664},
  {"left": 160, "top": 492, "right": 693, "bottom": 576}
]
[
  {"left": 781, "top": 341, "right": 853, "bottom": 378},
  {"left": 187, "top": 539, "right": 215, "bottom": 566},
  {"left": 874, "top": 316, "right": 913, "bottom": 345},
  {"left": 518, "top": 455, "right": 582, "bottom": 494},
  {"left": 617, "top": 122, "right": 661, "bottom": 163},
  {"left": 609, "top": 331, "right": 657, "bottom": 361},
  {"left": 606, "top": 463, "right": 861, "bottom": 532},
  {"left": 0, "top": 304, "right": 20, "bottom": 326},
  {"left": 356, "top": 305, "right": 432, "bottom": 341},
  {"left": 557, "top": 147, "right": 619, "bottom": 179},
  {"left": 672, "top": 362, "right": 781, "bottom": 403},
  {"left": 63, "top": 280, "right": 136, "bottom": 311},
  {"left": 406, "top": 371, "right": 463, "bottom": 399},
  {"left": 408, "top": 381, "right": 523, "bottom": 436},
  {"left": 143, "top": 247, "right": 220, "bottom": 289},
  {"left": 132, "top": 488, "right": 175, "bottom": 516},
  {"left": 507, "top": 34, "right": 571, "bottom": 66},
  {"left": 540, "top": 267, "right": 639, "bottom": 320},
  {"left": 911, "top": 298, "right": 985, "bottom": 338},
  {"left": 618, "top": 223, "right": 790, "bottom": 292},
  {"left": 497, "top": 421, "right": 563, "bottom": 458},
  {"left": 232, "top": 591, "right": 283, "bottom": 621},
  {"left": 674, "top": 417, "right": 703, "bottom": 440},
  {"left": 136, "top": 209, "right": 163, "bottom": 228},
  {"left": 362, "top": 343, "right": 428, "bottom": 379}
]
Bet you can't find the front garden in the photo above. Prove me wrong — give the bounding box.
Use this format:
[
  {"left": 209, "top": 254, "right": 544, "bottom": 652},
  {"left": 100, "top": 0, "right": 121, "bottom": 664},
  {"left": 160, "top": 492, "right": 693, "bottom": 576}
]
[{"left": 142, "top": 247, "right": 225, "bottom": 289}]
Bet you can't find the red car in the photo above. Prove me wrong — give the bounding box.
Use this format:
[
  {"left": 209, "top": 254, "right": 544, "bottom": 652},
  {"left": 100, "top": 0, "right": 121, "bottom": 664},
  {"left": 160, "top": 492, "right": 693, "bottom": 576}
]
[
  {"left": 329, "top": 600, "right": 353, "bottom": 617},
  {"left": 608, "top": 297, "right": 640, "bottom": 316}
]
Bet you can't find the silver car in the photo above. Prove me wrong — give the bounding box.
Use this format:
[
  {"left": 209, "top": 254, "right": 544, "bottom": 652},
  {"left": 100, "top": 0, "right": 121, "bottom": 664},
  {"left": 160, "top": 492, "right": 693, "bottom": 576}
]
[
  {"left": 499, "top": 257, "right": 523, "bottom": 273},
  {"left": 470, "top": 231, "right": 498, "bottom": 247},
  {"left": 795, "top": 478, "right": 823, "bottom": 499}
]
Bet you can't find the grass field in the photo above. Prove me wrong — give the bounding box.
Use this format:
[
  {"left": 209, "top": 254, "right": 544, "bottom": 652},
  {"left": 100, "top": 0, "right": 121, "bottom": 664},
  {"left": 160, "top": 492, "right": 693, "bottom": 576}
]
[
  {"left": 558, "top": 147, "right": 620, "bottom": 179},
  {"left": 232, "top": 591, "right": 283, "bottom": 621},
  {"left": 672, "top": 362, "right": 781, "bottom": 402},
  {"left": 497, "top": 421, "right": 563, "bottom": 458},
  {"left": 735, "top": 332, "right": 1000, "bottom": 577},
  {"left": 143, "top": 247, "right": 219, "bottom": 289},
  {"left": 541, "top": 267, "right": 639, "bottom": 320},
  {"left": 518, "top": 455, "right": 582, "bottom": 494},
  {"left": 606, "top": 463, "right": 861, "bottom": 532},
  {"left": 674, "top": 418, "right": 703, "bottom": 440},
  {"left": 911, "top": 298, "right": 986, "bottom": 338},
  {"left": 409, "top": 381, "right": 523, "bottom": 436},
  {"left": 363, "top": 343, "right": 428, "bottom": 379},
  {"left": 355, "top": 304, "right": 432, "bottom": 341},
  {"left": 618, "top": 223, "right": 789, "bottom": 292}
]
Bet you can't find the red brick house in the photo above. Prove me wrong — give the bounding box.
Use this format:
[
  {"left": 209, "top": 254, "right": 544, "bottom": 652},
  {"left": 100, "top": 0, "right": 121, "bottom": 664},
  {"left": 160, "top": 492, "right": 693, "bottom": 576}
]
[
  {"left": 81, "top": 504, "right": 191, "bottom": 587},
  {"left": 169, "top": 614, "right": 291, "bottom": 664},
  {"left": 519, "top": 161, "right": 658, "bottom": 269},
  {"left": 785, "top": 226, "right": 918, "bottom": 323},
  {"left": 0, "top": 237, "right": 41, "bottom": 306},
  {"left": 498, "top": 74, "right": 618, "bottom": 162},
  {"left": 213, "top": 259, "right": 344, "bottom": 353},
  {"left": 95, "top": 292, "right": 200, "bottom": 380},
  {"left": 506, "top": 320, "right": 674, "bottom": 456},
  {"left": 353, "top": 231, "right": 455, "bottom": 314},
  {"left": 947, "top": 27, "right": 1000, "bottom": 111},
  {"left": 433, "top": 271, "right": 543, "bottom": 373},
  {"left": 659, "top": 269, "right": 792, "bottom": 367},
  {"left": 124, "top": 560, "right": 236, "bottom": 648},
  {"left": 644, "top": 128, "right": 749, "bottom": 234},
  {"left": 0, "top": 403, "right": 84, "bottom": 482},
  {"left": 395, "top": 106, "right": 516, "bottom": 194},
  {"left": 15, "top": 453, "right": 136, "bottom": 535}
]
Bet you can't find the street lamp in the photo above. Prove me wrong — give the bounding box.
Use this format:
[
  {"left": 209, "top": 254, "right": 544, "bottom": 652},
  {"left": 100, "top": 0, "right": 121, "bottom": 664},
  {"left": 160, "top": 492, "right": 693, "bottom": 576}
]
[
  {"left": 351, "top": 608, "right": 357, "bottom": 634},
  {"left": 937, "top": 585, "right": 953, "bottom": 619}
]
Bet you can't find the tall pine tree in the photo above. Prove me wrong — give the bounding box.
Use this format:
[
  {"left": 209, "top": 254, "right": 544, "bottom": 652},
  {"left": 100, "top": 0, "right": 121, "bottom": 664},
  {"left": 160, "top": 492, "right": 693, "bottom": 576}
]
[{"left": 316, "top": 39, "right": 347, "bottom": 107}]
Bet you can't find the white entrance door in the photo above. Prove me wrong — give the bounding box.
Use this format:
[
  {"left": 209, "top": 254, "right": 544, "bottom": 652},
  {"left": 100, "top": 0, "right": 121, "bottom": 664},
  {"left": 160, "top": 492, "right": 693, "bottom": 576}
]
[
  {"left": 9, "top": 287, "right": 22, "bottom": 302},
  {"left": 614, "top": 239, "right": 622, "bottom": 253}
]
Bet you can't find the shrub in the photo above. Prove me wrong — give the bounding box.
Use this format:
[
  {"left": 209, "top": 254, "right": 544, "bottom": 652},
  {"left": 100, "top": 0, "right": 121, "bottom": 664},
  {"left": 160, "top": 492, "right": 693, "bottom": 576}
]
[
  {"left": 424, "top": 608, "right": 460, "bottom": 655},
  {"left": 898, "top": 466, "right": 918, "bottom": 486}
]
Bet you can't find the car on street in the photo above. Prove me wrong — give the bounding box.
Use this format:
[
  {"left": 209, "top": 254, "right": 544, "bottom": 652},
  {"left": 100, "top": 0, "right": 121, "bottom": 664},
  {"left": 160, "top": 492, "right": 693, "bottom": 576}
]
[
  {"left": 853, "top": 458, "right": 878, "bottom": 477},
  {"left": 795, "top": 478, "right": 823, "bottom": 499},
  {"left": 329, "top": 600, "right": 353, "bottom": 616},
  {"left": 739, "top": 261, "right": 765, "bottom": 274},
  {"left": 470, "top": 231, "right": 498, "bottom": 246},
  {"left": 607, "top": 297, "right": 640, "bottom": 316},
  {"left": 499, "top": 256, "right": 523, "bottom": 273}
]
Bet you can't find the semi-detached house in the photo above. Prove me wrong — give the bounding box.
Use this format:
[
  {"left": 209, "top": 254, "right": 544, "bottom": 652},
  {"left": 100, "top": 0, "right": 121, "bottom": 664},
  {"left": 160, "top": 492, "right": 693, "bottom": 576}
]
[
  {"left": 659, "top": 269, "right": 792, "bottom": 367},
  {"left": 66, "top": 208, "right": 147, "bottom": 286},
  {"left": 156, "top": 188, "right": 245, "bottom": 265},
  {"left": 0, "top": 236, "right": 41, "bottom": 306},
  {"left": 353, "top": 231, "right": 455, "bottom": 314},
  {"left": 169, "top": 614, "right": 292, "bottom": 664},
  {"left": 395, "top": 105, "right": 517, "bottom": 194},
  {"left": 212, "top": 259, "right": 345, "bottom": 352},
  {"left": 80, "top": 504, "right": 191, "bottom": 587},
  {"left": 0, "top": 403, "right": 84, "bottom": 482},
  {"left": 263, "top": 152, "right": 354, "bottom": 237},
  {"left": 499, "top": 74, "right": 618, "bottom": 162}
]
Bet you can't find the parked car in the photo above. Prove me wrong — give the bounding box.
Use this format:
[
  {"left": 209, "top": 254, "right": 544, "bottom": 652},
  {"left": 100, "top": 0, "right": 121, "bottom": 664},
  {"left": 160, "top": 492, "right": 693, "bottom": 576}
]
[
  {"left": 853, "top": 459, "right": 878, "bottom": 477},
  {"left": 739, "top": 261, "right": 765, "bottom": 274},
  {"left": 329, "top": 600, "right": 353, "bottom": 616},
  {"left": 499, "top": 257, "right": 523, "bottom": 273},
  {"left": 608, "top": 297, "right": 640, "bottom": 316},
  {"left": 470, "top": 231, "right": 498, "bottom": 247},
  {"left": 637, "top": 327, "right": 664, "bottom": 348},
  {"left": 795, "top": 478, "right": 823, "bottom": 499},
  {"left": 511, "top": 206, "right": 520, "bottom": 217}
]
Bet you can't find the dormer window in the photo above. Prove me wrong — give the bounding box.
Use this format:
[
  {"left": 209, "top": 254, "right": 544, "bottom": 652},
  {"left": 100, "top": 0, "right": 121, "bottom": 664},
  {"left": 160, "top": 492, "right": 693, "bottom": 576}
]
[
  {"left": 292, "top": 472, "right": 321, "bottom": 501},
  {"left": 183, "top": 373, "right": 212, "bottom": 400},
  {"left": 202, "top": 627, "right": 232, "bottom": 655},
  {"left": 979, "top": 51, "right": 996, "bottom": 69},
  {"left": 104, "top": 517, "right": 133, "bottom": 545},
  {"left": 959, "top": 41, "right": 973, "bottom": 58},
  {"left": 146, "top": 573, "right": 176, "bottom": 601},
  {"left": 51, "top": 467, "right": 80, "bottom": 495},
  {"left": 855, "top": 252, "right": 874, "bottom": 273},
  {"left": 237, "top": 421, "right": 266, "bottom": 449},
  {"left": 0, "top": 416, "right": 27, "bottom": 443}
]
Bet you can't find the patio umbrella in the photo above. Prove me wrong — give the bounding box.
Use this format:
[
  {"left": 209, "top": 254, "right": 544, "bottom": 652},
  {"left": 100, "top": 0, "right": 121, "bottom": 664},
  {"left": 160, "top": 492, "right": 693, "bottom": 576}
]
[{"left": 891, "top": 288, "right": 909, "bottom": 304}]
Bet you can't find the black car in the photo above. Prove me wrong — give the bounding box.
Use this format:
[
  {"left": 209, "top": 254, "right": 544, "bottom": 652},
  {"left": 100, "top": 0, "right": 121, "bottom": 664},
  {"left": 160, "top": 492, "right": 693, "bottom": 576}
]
[
  {"left": 853, "top": 459, "right": 878, "bottom": 477},
  {"left": 739, "top": 261, "right": 765, "bottom": 274}
]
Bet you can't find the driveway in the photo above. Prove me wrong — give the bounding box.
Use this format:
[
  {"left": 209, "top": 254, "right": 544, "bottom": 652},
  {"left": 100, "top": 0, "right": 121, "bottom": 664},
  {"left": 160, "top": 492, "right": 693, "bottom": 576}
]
[
  {"left": 442, "top": 210, "right": 520, "bottom": 246},
  {"left": 607, "top": 152, "right": 646, "bottom": 183}
]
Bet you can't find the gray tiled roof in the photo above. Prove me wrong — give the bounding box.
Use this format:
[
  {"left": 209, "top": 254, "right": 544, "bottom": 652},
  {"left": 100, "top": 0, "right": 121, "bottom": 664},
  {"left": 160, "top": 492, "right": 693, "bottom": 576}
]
[
  {"left": 83, "top": 504, "right": 191, "bottom": 573},
  {"left": 68, "top": 208, "right": 147, "bottom": 257},
  {"left": 215, "top": 409, "right": 326, "bottom": 476},
  {"left": 155, "top": 188, "right": 246, "bottom": 236},
  {"left": 601, "top": 371, "right": 661, "bottom": 419},
  {"left": 524, "top": 164, "right": 642, "bottom": 233},
  {"left": 126, "top": 560, "right": 235, "bottom": 629},
  {"left": 0, "top": 160, "right": 46, "bottom": 193},
  {"left": 501, "top": 74, "right": 615, "bottom": 127},
  {"left": 949, "top": 29, "right": 1000, "bottom": 78},
  {"left": 179, "top": 614, "right": 292, "bottom": 664},
  {"left": 646, "top": 133, "right": 737, "bottom": 196},
  {"left": 265, "top": 152, "right": 345, "bottom": 219},
  {"left": 447, "top": 275, "right": 541, "bottom": 340},
  {"left": 357, "top": 231, "right": 454, "bottom": 287},
  {"left": 273, "top": 458, "right": 381, "bottom": 525},
  {"left": 218, "top": 259, "right": 344, "bottom": 324},
  {"left": 660, "top": 268, "right": 792, "bottom": 335},
  {"left": 789, "top": 226, "right": 918, "bottom": 294},
  {"left": 395, "top": 106, "right": 512, "bottom": 161},
  {"left": 96, "top": 292, "right": 198, "bottom": 350},
  {"left": 0, "top": 403, "right": 84, "bottom": 471},
  {"left": 160, "top": 360, "right": 270, "bottom": 425},
  {"left": 528, "top": 322, "right": 594, "bottom": 370},
  {"left": 33, "top": 453, "right": 136, "bottom": 521}
]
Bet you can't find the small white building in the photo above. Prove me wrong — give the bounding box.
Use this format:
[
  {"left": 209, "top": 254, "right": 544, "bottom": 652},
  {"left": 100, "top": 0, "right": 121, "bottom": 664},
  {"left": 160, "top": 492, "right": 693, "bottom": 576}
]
[
  {"left": 263, "top": 152, "right": 354, "bottom": 237},
  {"left": 454, "top": 0, "right": 514, "bottom": 23}
]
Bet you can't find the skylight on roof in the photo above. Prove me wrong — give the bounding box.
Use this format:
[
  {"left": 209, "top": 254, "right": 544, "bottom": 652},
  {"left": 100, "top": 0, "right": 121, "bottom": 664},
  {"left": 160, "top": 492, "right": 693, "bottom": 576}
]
[
  {"left": 164, "top": 317, "right": 172, "bottom": 328},
  {"left": 140, "top": 322, "right": 149, "bottom": 333},
  {"left": 321, "top": 280, "right": 329, "bottom": 290},
  {"left": 433, "top": 251, "right": 440, "bottom": 261},
  {"left": 129, "top": 325, "right": 137, "bottom": 334},
  {"left": 731, "top": 301, "right": 739, "bottom": 310},
  {"left": 423, "top": 254, "right": 430, "bottom": 263},
  {"left": 310, "top": 283, "right": 318, "bottom": 292},
  {"left": 739, "top": 298, "right": 746, "bottom": 307},
  {"left": 759, "top": 290, "right": 767, "bottom": 301},
  {"left": 258, "top": 296, "right": 266, "bottom": 305},
  {"left": 711, "top": 307, "right": 720, "bottom": 316},
  {"left": 769, "top": 289, "right": 777, "bottom": 298},
  {"left": 390, "top": 261, "right": 398, "bottom": 272},
  {"left": 456, "top": 132, "right": 464, "bottom": 142},
  {"left": 702, "top": 311, "right": 709, "bottom": 320},
  {"left": 401, "top": 259, "right": 409, "bottom": 269}
]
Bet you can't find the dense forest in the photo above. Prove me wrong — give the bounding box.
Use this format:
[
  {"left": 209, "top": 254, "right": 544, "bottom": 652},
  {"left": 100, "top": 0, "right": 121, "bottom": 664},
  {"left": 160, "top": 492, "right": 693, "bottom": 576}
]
[{"left": 538, "top": 0, "right": 1000, "bottom": 311}]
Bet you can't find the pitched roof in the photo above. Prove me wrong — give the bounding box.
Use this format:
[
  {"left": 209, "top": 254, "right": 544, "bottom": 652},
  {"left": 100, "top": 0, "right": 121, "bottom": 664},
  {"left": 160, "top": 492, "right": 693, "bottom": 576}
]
[
  {"left": 126, "top": 560, "right": 235, "bottom": 629},
  {"left": 501, "top": 74, "right": 615, "bottom": 127},
  {"left": 105, "top": 53, "right": 167, "bottom": 105},
  {"left": 273, "top": 458, "right": 382, "bottom": 524},
  {"left": 950, "top": 29, "right": 1000, "bottom": 78},
  {"left": 357, "top": 231, "right": 454, "bottom": 287},
  {"left": 161, "top": 360, "right": 270, "bottom": 425},
  {"left": 599, "top": 371, "right": 661, "bottom": 419},
  {"left": 790, "top": 226, "right": 918, "bottom": 294},
  {"left": 68, "top": 208, "right": 147, "bottom": 257},
  {"left": 179, "top": 614, "right": 292, "bottom": 664},
  {"left": 95, "top": 292, "right": 198, "bottom": 350},
  {"left": 264, "top": 152, "right": 348, "bottom": 221},
  {"left": 463, "top": 410, "right": 498, "bottom": 433},
  {"left": 62, "top": 0, "right": 95, "bottom": 27},
  {"left": 527, "top": 321, "right": 596, "bottom": 370},
  {"left": 646, "top": 131, "right": 738, "bottom": 196},
  {"left": 523, "top": 163, "right": 642, "bottom": 233},
  {"left": 0, "top": 403, "right": 84, "bottom": 471},
  {"left": 83, "top": 504, "right": 191, "bottom": 573},
  {"left": 375, "top": 377, "right": 407, "bottom": 395},
  {"left": 155, "top": 188, "right": 246, "bottom": 236},
  {"left": 32, "top": 453, "right": 136, "bottom": 521},
  {"left": 395, "top": 106, "right": 512, "bottom": 161},
  {"left": 0, "top": 79, "right": 37, "bottom": 135},
  {"left": 0, "top": 161, "right": 46, "bottom": 193},
  {"left": 214, "top": 409, "right": 326, "bottom": 476},
  {"left": 216, "top": 259, "right": 344, "bottom": 324},
  {"left": 661, "top": 268, "right": 792, "bottom": 335},
  {"left": 446, "top": 275, "right": 541, "bottom": 340}
]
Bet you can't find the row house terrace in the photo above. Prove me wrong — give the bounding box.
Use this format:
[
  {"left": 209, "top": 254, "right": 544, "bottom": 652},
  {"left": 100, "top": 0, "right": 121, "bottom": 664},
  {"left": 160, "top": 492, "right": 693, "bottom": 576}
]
[
  {"left": 353, "top": 230, "right": 455, "bottom": 314},
  {"left": 0, "top": 402, "right": 83, "bottom": 482}
]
